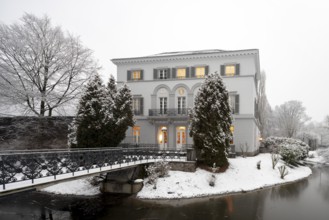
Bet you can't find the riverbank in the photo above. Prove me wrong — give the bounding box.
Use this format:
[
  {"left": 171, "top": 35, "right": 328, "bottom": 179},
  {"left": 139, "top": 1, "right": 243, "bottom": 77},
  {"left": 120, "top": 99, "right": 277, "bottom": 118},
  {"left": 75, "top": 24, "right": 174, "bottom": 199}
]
[
  {"left": 41, "top": 153, "right": 318, "bottom": 197},
  {"left": 137, "top": 153, "right": 312, "bottom": 199}
]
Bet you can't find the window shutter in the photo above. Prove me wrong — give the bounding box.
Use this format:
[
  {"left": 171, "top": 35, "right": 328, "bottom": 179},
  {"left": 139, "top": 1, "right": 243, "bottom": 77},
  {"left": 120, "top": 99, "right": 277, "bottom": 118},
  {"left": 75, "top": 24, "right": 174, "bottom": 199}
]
[
  {"left": 172, "top": 68, "right": 176, "bottom": 78},
  {"left": 186, "top": 67, "right": 190, "bottom": 78},
  {"left": 153, "top": 69, "right": 157, "bottom": 79},
  {"left": 205, "top": 66, "right": 209, "bottom": 76},
  {"left": 235, "top": 64, "right": 240, "bottom": 76},
  {"left": 235, "top": 94, "right": 240, "bottom": 114},
  {"left": 140, "top": 98, "right": 144, "bottom": 115},
  {"left": 167, "top": 68, "right": 171, "bottom": 79},
  {"left": 127, "top": 70, "right": 132, "bottom": 80},
  {"left": 140, "top": 70, "right": 144, "bottom": 80},
  {"left": 220, "top": 65, "right": 225, "bottom": 76},
  {"left": 191, "top": 67, "right": 195, "bottom": 78}
]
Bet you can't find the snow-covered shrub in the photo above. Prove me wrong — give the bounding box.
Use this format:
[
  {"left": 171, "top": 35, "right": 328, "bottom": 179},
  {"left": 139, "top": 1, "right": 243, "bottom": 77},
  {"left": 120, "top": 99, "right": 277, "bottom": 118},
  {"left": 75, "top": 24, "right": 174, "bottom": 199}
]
[
  {"left": 278, "top": 142, "right": 309, "bottom": 165},
  {"left": 264, "top": 136, "right": 309, "bottom": 154},
  {"left": 263, "top": 137, "right": 309, "bottom": 165},
  {"left": 156, "top": 160, "right": 171, "bottom": 177},
  {"left": 145, "top": 164, "right": 158, "bottom": 187},
  {"left": 278, "top": 165, "right": 288, "bottom": 179},
  {"left": 145, "top": 161, "right": 171, "bottom": 188}
]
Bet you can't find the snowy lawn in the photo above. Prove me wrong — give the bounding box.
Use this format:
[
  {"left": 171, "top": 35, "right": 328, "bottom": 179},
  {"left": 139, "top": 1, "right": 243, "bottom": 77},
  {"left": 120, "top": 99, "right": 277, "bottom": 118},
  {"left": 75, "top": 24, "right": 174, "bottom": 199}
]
[
  {"left": 307, "top": 149, "right": 329, "bottom": 164},
  {"left": 41, "top": 153, "right": 318, "bottom": 198},
  {"left": 137, "top": 153, "right": 312, "bottom": 199},
  {"left": 40, "top": 177, "right": 100, "bottom": 196}
]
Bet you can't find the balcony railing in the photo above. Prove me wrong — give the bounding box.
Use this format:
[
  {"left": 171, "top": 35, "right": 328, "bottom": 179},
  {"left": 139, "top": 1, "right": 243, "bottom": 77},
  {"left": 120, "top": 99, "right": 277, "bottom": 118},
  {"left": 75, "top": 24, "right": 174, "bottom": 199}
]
[{"left": 148, "top": 108, "right": 189, "bottom": 117}]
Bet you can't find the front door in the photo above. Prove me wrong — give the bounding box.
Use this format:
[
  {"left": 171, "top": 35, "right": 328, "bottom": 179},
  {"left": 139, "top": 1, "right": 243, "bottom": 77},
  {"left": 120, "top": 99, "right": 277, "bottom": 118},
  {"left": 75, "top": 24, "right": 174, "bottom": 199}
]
[
  {"left": 176, "top": 126, "right": 186, "bottom": 150},
  {"left": 158, "top": 126, "right": 168, "bottom": 150}
]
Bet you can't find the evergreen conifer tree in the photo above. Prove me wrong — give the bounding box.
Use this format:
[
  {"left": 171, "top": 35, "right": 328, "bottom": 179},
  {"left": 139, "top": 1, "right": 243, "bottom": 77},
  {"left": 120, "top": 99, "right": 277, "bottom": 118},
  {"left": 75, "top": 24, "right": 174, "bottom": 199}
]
[
  {"left": 70, "top": 74, "right": 108, "bottom": 148},
  {"left": 109, "top": 84, "right": 134, "bottom": 146},
  {"left": 68, "top": 75, "right": 134, "bottom": 148},
  {"left": 107, "top": 75, "right": 117, "bottom": 100},
  {"left": 189, "top": 73, "right": 232, "bottom": 167}
]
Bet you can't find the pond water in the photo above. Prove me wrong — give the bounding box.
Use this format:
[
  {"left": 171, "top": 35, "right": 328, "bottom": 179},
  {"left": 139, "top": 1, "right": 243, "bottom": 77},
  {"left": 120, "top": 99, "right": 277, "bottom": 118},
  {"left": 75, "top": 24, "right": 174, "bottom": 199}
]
[{"left": 0, "top": 165, "right": 329, "bottom": 220}]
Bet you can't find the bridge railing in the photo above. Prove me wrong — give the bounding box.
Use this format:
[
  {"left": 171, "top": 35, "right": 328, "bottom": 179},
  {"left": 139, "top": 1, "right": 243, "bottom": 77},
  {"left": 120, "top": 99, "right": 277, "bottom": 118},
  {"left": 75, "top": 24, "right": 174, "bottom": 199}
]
[{"left": 0, "top": 146, "right": 188, "bottom": 190}]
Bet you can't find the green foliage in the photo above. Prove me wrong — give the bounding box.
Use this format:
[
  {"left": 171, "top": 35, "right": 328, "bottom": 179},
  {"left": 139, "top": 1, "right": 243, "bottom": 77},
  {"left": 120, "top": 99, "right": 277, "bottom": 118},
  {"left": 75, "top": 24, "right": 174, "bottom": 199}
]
[
  {"left": 105, "top": 84, "right": 134, "bottom": 147},
  {"left": 74, "top": 74, "right": 108, "bottom": 148},
  {"left": 264, "top": 136, "right": 309, "bottom": 166},
  {"left": 69, "top": 74, "right": 134, "bottom": 148},
  {"left": 189, "top": 73, "right": 232, "bottom": 167}
]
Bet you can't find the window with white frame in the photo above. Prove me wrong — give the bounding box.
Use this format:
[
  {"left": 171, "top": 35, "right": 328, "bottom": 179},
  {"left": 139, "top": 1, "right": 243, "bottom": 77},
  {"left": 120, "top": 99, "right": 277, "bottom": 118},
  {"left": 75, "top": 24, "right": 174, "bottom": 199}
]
[
  {"left": 158, "top": 69, "right": 169, "bottom": 79},
  {"left": 159, "top": 97, "right": 167, "bottom": 114},
  {"left": 229, "top": 94, "right": 239, "bottom": 114},
  {"left": 132, "top": 97, "right": 143, "bottom": 115}
]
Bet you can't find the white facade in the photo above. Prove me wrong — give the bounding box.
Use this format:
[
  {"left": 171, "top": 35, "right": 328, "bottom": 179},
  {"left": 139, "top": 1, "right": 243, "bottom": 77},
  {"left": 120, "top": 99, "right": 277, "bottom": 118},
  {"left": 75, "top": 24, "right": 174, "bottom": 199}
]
[{"left": 112, "top": 49, "right": 261, "bottom": 155}]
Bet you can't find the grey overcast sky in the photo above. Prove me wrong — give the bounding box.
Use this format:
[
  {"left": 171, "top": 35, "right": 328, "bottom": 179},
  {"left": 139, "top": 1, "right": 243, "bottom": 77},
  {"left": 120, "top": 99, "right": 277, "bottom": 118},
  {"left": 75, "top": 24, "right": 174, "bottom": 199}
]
[{"left": 1, "top": 0, "right": 329, "bottom": 122}]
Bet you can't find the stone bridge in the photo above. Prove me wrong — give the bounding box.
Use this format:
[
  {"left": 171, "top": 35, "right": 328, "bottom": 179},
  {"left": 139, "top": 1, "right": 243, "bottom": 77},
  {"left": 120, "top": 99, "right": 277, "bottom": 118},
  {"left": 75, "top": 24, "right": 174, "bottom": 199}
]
[{"left": 0, "top": 145, "right": 194, "bottom": 196}]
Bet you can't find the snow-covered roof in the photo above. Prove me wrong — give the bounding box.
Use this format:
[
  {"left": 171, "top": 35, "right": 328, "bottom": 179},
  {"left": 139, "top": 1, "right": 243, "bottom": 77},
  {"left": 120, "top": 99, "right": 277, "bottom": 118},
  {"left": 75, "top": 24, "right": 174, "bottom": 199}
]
[
  {"left": 111, "top": 48, "right": 259, "bottom": 64},
  {"left": 150, "top": 49, "right": 226, "bottom": 57}
]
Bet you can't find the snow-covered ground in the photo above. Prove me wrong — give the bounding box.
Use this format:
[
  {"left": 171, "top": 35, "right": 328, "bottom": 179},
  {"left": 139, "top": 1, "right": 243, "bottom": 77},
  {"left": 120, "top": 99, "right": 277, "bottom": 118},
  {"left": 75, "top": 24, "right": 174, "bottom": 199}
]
[
  {"left": 306, "top": 150, "right": 326, "bottom": 164},
  {"left": 137, "top": 153, "right": 312, "bottom": 199},
  {"left": 41, "top": 152, "right": 328, "bottom": 198},
  {"left": 40, "top": 177, "right": 100, "bottom": 196}
]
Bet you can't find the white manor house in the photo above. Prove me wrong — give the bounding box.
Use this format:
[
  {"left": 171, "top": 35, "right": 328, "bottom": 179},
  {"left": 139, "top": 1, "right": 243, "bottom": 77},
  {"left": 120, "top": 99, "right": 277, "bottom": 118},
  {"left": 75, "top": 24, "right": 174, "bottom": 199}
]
[{"left": 112, "top": 49, "right": 261, "bottom": 155}]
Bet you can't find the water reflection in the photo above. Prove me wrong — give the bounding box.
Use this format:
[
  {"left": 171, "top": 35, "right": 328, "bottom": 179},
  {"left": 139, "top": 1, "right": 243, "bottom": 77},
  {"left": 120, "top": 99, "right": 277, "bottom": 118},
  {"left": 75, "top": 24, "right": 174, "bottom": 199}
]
[
  {"left": 0, "top": 166, "right": 329, "bottom": 220},
  {"left": 270, "top": 179, "right": 309, "bottom": 200},
  {"left": 317, "top": 166, "right": 329, "bottom": 202}
]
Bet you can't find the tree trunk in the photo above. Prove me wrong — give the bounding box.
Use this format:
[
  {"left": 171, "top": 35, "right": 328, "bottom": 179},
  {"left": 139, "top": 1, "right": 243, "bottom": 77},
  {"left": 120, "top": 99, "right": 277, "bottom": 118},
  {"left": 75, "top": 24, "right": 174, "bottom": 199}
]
[
  {"left": 48, "top": 108, "right": 52, "bottom": 116},
  {"left": 40, "top": 100, "right": 45, "bottom": 116}
]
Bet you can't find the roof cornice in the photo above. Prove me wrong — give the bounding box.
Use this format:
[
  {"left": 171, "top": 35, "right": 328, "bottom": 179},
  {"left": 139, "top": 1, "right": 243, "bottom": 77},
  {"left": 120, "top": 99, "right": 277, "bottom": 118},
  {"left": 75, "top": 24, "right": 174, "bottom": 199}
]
[{"left": 111, "top": 49, "right": 259, "bottom": 65}]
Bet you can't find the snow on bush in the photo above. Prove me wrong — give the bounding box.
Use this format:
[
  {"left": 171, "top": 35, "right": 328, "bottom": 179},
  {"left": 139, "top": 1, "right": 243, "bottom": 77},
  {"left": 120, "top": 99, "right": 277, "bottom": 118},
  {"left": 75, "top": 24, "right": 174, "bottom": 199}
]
[
  {"left": 264, "top": 137, "right": 309, "bottom": 166},
  {"left": 145, "top": 160, "right": 171, "bottom": 188},
  {"left": 264, "top": 137, "right": 309, "bottom": 152}
]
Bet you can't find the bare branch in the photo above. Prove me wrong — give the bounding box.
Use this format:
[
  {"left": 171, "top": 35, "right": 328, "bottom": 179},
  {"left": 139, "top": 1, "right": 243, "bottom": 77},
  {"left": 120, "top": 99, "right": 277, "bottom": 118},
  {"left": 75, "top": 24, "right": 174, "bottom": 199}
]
[{"left": 0, "top": 13, "right": 99, "bottom": 116}]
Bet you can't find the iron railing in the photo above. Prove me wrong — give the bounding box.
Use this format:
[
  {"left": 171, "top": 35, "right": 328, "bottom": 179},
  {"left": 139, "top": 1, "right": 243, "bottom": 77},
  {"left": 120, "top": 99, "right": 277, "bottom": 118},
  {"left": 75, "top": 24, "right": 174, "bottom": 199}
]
[
  {"left": 0, "top": 146, "right": 187, "bottom": 190},
  {"left": 148, "top": 108, "right": 190, "bottom": 117}
]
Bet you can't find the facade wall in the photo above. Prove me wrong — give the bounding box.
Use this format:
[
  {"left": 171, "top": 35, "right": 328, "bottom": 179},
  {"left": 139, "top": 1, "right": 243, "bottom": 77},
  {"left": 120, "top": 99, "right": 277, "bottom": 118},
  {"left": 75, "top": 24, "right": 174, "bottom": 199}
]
[
  {"left": 233, "top": 118, "right": 259, "bottom": 155},
  {"left": 113, "top": 50, "right": 260, "bottom": 153}
]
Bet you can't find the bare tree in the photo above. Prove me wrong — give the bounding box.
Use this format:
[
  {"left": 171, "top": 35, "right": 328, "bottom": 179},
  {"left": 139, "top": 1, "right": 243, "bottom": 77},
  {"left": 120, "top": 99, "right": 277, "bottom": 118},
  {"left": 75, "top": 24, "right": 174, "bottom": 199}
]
[
  {"left": 0, "top": 13, "right": 99, "bottom": 116},
  {"left": 255, "top": 71, "right": 272, "bottom": 138},
  {"left": 274, "top": 100, "right": 310, "bottom": 138},
  {"left": 324, "top": 115, "right": 329, "bottom": 129}
]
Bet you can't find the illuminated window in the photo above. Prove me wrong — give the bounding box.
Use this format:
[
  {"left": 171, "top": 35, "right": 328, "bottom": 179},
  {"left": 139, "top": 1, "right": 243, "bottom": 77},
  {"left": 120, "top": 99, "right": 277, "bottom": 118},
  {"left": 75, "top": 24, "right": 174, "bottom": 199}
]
[
  {"left": 230, "top": 125, "right": 234, "bottom": 145},
  {"left": 176, "top": 126, "right": 186, "bottom": 145},
  {"left": 133, "top": 126, "right": 141, "bottom": 144},
  {"left": 132, "top": 70, "right": 141, "bottom": 80},
  {"left": 158, "top": 126, "right": 168, "bottom": 144},
  {"left": 195, "top": 67, "right": 205, "bottom": 78},
  {"left": 225, "top": 65, "right": 236, "bottom": 76},
  {"left": 176, "top": 68, "right": 186, "bottom": 79}
]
